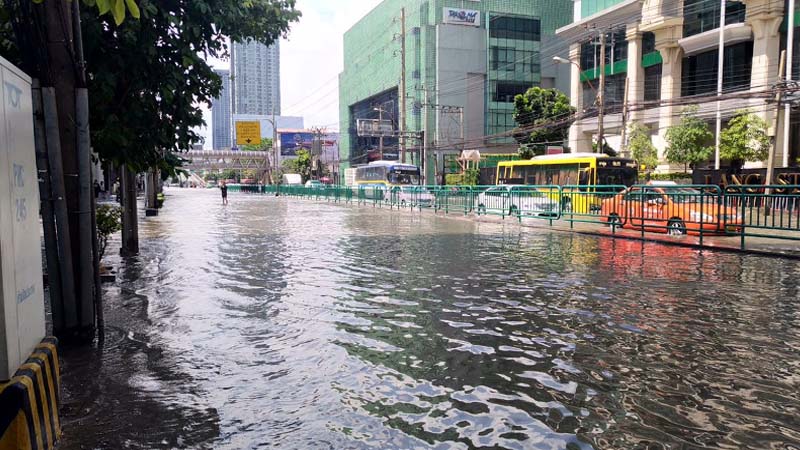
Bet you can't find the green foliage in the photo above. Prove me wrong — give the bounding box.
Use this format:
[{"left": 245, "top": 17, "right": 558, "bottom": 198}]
[
  {"left": 719, "top": 110, "right": 770, "bottom": 165},
  {"left": 628, "top": 122, "right": 658, "bottom": 171},
  {"left": 29, "top": 0, "right": 140, "bottom": 25},
  {"left": 664, "top": 106, "right": 713, "bottom": 170},
  {"left": 282, "top": 149, "right": 312, "bottom": 183},
  {"left": 220, "top": 169, "right": 239, "bottom": 181},
  {"left": 518, "top": 146, "right": 535, "bottom": 160},
  {"left": 648, "top": 172, "right": 692, "bottom": 182},
  {"left": 445, "top": 174, "right": 464, "bottom": 186},
  {"left": 3, "top": 0, "right": 300, "bottom": 174},
  {"left": 513, "top": 87, "right": 576, "bottom": 154},
  {"left": 241, "top": 138, "right": 273, "bottom": 152},
  {"left": 464, "top": 168, "right": 479, "bottom": 186},
  {"left": 96, "top": 204, "right": 122, "bottom": 260}
]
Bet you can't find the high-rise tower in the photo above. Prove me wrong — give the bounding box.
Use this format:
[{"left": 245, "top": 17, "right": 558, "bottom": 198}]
[
  {"left": 231, "top": 41, "right": 281, "bottom": 116},
  {"left": 211, "top": 68, "right": 232, "bottom": 150}
]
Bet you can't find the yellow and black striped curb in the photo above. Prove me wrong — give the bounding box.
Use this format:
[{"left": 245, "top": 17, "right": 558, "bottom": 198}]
[{"left": 0, "top": 338, "right": 61, "bottom": 450}]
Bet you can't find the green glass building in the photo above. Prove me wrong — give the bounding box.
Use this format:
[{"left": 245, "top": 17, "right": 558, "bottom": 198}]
[{"left": 339, "top": 0, "right": 573, "bottom": 181}]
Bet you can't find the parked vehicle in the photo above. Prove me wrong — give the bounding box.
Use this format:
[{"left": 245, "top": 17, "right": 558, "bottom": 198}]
[
  {"left": 475, "top": 186, "right": 559, "bottom": 217},
  {"left": 600, "top": 182, "right": 743, "bottom": 235},
  {"left": 392, "top": 186, "right": 434, "bottom": 207},
  {"left": 282, "top": 174, "right": 303, "bottom": 186},
  {"left": 305, "top": 180, "right": 324, "bottom": 189}
]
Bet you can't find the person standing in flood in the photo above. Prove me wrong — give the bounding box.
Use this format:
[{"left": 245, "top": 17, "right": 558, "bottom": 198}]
[{"left": 220, "top": 181, "right": 229, "bottom": 205}]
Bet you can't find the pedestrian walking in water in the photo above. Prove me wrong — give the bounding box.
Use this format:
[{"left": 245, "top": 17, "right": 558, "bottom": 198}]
[{"left": 220, "top": 181, "right": 228, "bottom": 205}]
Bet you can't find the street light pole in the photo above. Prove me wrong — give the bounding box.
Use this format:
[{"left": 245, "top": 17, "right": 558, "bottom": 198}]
[
  {"left": 597, "top": 31, "right": 606, "bottom": 153},
  {"left": 378, "top": 106, "right": 384, "bottom": 160},
  {"left": 714, "top": 0, "right": 727, "bottom": 170}
]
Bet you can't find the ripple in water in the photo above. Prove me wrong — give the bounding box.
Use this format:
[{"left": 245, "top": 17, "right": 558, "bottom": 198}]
[{"left": 59, "top": 189, "right": 800, "bottom": 449}]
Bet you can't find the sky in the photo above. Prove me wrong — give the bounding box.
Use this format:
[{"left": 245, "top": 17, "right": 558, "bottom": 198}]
[{"left": 199, "top": 0, "right": 383, "bottom": 148}]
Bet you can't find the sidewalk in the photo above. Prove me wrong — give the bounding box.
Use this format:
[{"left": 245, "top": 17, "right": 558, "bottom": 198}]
[{"left": 470, "top": 214, "right": 800, "bottom": 259}]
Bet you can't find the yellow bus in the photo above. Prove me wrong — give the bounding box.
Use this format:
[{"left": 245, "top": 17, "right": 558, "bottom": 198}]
[{"left": 496, "top": 153, "right": 639, "bottom": 213}]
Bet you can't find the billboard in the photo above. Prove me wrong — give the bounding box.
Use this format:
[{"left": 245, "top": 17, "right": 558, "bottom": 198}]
[
  {"left": 280, "top": 131, "right": 315, "bottom": 156},
  {"left": 443, "top": 8, "right": 480, "bottom": 27}
]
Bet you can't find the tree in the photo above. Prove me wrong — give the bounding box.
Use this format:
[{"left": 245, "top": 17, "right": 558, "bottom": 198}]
[
  {"left": 719, "top": 110, "right": 770, "bottom": 170},
  {"left": 628, "top": 122, "right": 658, "bottom": 172},
  {"left": 518, "top": 145, "right": 535, "bottom": 160},
  {"left": 96, "top": 204, "right": 122, "bottom": 261},
  {"left": 241, "top": 138, "right": 273, "bottom": 152},
  {"left": 282, "top": 149, "right": 312, "bottom": 183},
  {"left": 513, "top": 87, "right": 576, "bottom": 154},
  {"left": 81, "top": 1, "right": 300, "bottom": 173},
  {"left": 664, "top": 106, "right": 713, "bottom": 172}
]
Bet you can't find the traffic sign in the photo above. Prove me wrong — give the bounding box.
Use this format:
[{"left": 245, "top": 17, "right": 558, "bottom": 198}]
[
  {"left": 236, "top": 121, "right": 261, "bottom": 145},
  {"left": 356, "top": 119, "right": 395, "bottom": 137}
]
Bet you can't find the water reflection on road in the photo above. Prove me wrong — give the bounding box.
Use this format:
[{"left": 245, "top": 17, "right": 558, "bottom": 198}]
[{"left": 60, "top": 189, "right": 800, "bottom": 449}]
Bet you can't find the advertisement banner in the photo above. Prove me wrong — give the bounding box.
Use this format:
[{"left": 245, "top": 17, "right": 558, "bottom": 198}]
[
  {"left": 280, "top": 132, "right": 314, "bottom": 156},
  {"left": 443, "top": 8, "right": 480, "bottom": 27}
]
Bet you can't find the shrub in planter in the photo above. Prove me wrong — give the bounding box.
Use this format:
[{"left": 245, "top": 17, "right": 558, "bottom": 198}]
[{"left": 96, "top": 204, "right": 122, "bottom": 261}]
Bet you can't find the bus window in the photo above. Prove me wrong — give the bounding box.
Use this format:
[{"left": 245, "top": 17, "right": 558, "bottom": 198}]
[{"left": 579, "top": 169, "right": 590, "bottom": 191}]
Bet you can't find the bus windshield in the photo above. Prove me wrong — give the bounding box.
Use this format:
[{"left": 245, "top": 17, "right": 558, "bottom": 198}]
[
  {"left": 389, "top": 169, "right": 420, "bottom": 185},
  {"left": 597, "top": 167, "right": 638, "bottom": 188}
]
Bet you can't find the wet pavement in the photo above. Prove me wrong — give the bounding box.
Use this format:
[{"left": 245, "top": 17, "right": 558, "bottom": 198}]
[{"left": 59, "top": 188, "right": 800, "bottom": 449}]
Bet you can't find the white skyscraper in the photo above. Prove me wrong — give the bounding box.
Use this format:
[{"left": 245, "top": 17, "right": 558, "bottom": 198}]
[
  {"left": 211, "top": 69, "right": 232, "bottom": 150},
  {"left": 231, "top": 40, "right": 281, "bottom": 116}
]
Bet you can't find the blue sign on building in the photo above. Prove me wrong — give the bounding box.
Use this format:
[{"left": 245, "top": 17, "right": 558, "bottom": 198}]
[{"left": 280, "top": 132, "right": 314, "bottom": 156}]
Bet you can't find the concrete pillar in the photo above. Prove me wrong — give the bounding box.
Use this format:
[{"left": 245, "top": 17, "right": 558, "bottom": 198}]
[
  {"left": 567, "top": 44, "right": 592, "bottom": 152},
  {"left": 626, "top": 25, "right": 645, "bottom": 123},
  {"left": 748, "top": 13, "right": 784, "bottom": 169},
  {"left": 653, "top": 27, "right": 684, "bottom": 167}
]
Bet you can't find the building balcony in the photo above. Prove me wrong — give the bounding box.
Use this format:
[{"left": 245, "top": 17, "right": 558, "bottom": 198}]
[{"left": 679, "top": 22, "right": 752, "bottom": 56}]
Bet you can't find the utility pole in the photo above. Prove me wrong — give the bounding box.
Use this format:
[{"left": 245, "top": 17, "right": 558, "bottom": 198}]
[
  {"left": 766, "top": 51, "right": 787, "bottom": 193},
  {"left": 597, "top": 31, "right": 606, "bottom": 153},
  {"left": 43, "top": 0, "right": 98, "bottom": 337},
  {"left": 784, "top": 0, "right": 796, "bottom": 168},
  {"left": 620, "top": 77, "right": 630, "bottom": 156},
  {"left": 399, "top": 7, "right": 407, "bottom": 163},
  {"left": 420, "top": 86, "right": 430, "bottom": 184},
  {"left": 714, "top": 0, "right": 727, "bottom": 170},
  {"left": 272, "top": 105, "right": 278, "bottom": 184},
  {"left": 378, "top": 106, "right": 384, "bottom": 160}
]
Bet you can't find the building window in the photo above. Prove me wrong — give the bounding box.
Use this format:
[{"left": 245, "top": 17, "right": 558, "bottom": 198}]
[
  {"left": 644, "top": 64, "right": 662, "bottom": 102},
  {"left": 489, "top": 16, "right": 541, "bottom": 41},
  {"left": 489, "top": 110, "right": 517, "bottom": 130},
  {"left": 642, "top": 32, "right": 656, "bottom": 54},
  {"left": 681, "top": 41, "right": 753, "bottom": 96},
  {"left": 683, "top": 0, "right": 746, "bottom": 38},
  {"left": 581, "top": 74, "right": 626, "bottom": 110},
  {"left": 580, "top": 28, "right": 628, "bottom": 72},
  {"left": 491, "top": 47, "right": 540, "bottom": 73},
  {"left": 493, "top": 82, "right": 531, "bottom": 102}
]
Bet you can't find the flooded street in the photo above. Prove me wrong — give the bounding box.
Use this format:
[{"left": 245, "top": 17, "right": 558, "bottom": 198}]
[{"left": 59, "top": 188, "right": 800, "bottom": 449}]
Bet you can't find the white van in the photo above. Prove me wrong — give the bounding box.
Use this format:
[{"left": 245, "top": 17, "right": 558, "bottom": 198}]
[{"left": 282, "top": 174, "right": 303, "bottom": 186}]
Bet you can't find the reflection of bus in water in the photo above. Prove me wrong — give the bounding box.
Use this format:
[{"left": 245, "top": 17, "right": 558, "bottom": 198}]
[
  {"left": 355, "top": 161, "right": 429, "bottom": 203},
  {"left": 496, "top": 153, "right": 639, "bottom": 213}
]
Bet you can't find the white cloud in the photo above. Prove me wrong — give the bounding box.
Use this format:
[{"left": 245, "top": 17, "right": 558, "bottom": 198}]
[{"left": 199, "top": 0, "right": 381, "bottom": 148}]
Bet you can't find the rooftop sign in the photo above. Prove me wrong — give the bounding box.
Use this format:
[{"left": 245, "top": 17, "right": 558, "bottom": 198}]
[{"left": 443, "top": 8, "right": 480, "bottom": 27}]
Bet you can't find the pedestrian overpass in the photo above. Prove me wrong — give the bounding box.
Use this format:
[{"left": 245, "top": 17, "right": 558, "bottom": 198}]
[{"left": 182, "top": 151, "right": 272, "bottom": 178}]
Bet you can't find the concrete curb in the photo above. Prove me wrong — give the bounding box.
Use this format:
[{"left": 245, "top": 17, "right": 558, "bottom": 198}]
[{"left": 0, "top": 338, "right": 61, "bottom": 450}]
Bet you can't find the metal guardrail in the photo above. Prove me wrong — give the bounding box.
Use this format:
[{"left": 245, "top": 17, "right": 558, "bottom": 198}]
[{"left": 230, "top": 183, "right": 800, "bottom": 251}]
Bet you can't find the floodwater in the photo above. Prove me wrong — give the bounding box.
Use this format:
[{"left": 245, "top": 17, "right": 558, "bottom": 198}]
[{"left": 59, "top": 188, "right": 800, "bottom": 449}]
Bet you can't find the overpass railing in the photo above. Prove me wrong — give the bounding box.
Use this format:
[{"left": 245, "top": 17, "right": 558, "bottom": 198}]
[{"left": 230, "top": 184, "right": 800, "bottom": 251}]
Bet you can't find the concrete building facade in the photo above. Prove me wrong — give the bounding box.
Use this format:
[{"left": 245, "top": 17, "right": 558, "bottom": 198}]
[
  {"left": 231, "top": 41, "right": 281, "bottom": 116},
  {"left": 339, "top": 0, "right": 573, "bottom": 179},
  {"left": 211, "top": 69, "right": 232, "bottom": 150},
  {"left": 557, "top": 0, "right": 798, "bottom": 170}
]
